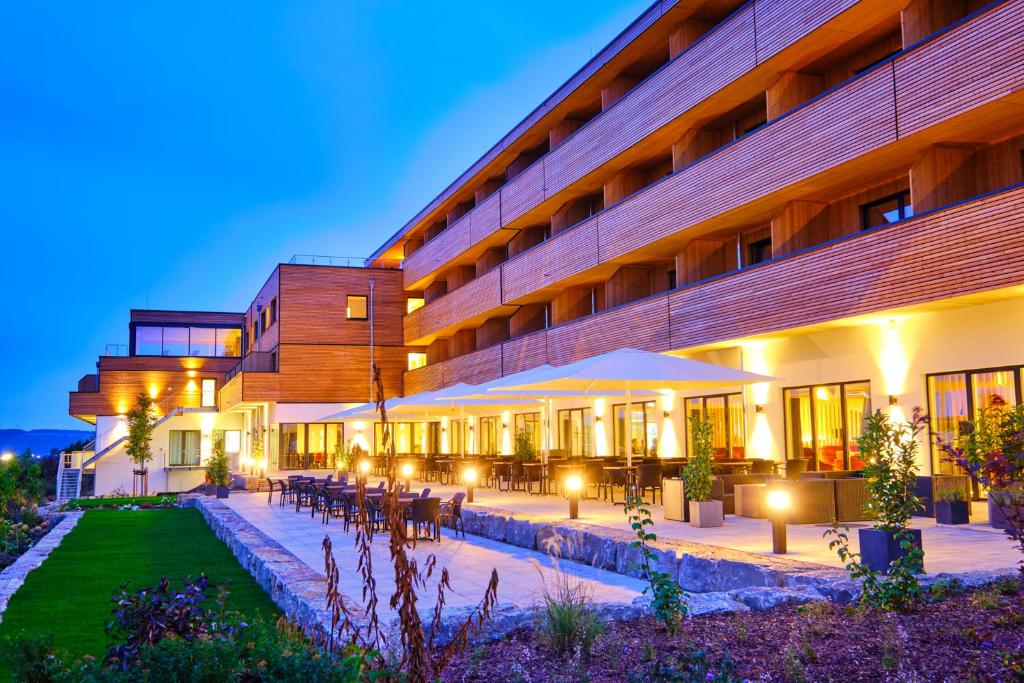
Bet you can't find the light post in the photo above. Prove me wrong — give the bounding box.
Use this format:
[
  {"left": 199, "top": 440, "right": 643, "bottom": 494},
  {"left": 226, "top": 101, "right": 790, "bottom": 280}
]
[
  {"left": 766, "top": 489, "right": 791, "bottom": 554},
  {"left": 357, "top": 459, "right": 371, "bottom": 485},
  {"left": 463, "top": 467, "right": 478, "bottom": 503},
  {"left": 565, "top": 474, "right": 583, "bottom": 520},
  {"left": 400, "top": 462, "right": 414, "bottom": 492}
]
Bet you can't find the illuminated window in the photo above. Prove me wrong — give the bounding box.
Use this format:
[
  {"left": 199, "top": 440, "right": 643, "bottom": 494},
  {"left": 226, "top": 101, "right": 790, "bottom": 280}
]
[
  {"left": 168, "top": 430, "right": 201, "bottom": 467},
  {"left": 201, "top": 378, "right": 216, "bottom": 407},
  {"left": 346, "top": 295, "right": 368, "bottom": 320},
  {"left": 685, "top": 393, "right": 745, "bottom": 459},
  {"left": 407, "top": 352, "right": 427, "bottom": 371},
  {"left": 407, "top": 297, "right": 425, "bottom": 314},
  {"left": 782, "top": 381, "right": 871, "bottom": 471}
]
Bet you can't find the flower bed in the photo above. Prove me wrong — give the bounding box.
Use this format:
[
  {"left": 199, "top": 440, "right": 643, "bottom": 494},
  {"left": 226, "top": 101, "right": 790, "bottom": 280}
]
[
  {"left": 0, "top": 515, "right": 57, "bottom": 571},
  {"left": 443, "top": 578, "right": 1024, "bottom": 682},
  {"left": 64, "top": 495, "right": 177, "bottom": 510}
]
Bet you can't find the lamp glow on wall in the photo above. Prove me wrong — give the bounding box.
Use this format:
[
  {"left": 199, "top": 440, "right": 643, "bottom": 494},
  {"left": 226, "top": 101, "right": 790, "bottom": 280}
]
[
  {"left": 440, "top": 416, "right": 449, "bottom": 454},
  {"left": 501, "top": 410, "right": 512, "bottom": 454},
  {"left": 658, "top": 390, "right": 677, "bottom": 458},
  {"left": 200, "top": 413, "right": 216, "bottom": 463},
  {"left": 351, "top": 421, "right": 369, "bottom": 452},
  {"left": 878, "top": 318, "right": 911, "bottom": 424},
  {"left": 743, "top": 341, "right": 774, "bottom": 460},
  {"left": 594, "top": 399, "right": 608, "bottom": 456}
]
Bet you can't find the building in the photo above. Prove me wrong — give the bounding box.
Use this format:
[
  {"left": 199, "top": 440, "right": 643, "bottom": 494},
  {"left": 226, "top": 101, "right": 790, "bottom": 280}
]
[{"left": 67, "top": 0, "right": 1024, "bottom": 495}]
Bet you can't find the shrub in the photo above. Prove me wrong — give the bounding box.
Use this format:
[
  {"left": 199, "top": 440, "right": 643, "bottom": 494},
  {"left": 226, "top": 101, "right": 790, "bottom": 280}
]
[
  {"left": 624, "top": 496, "right": 687, "bottom": 632},
  {"left": 628, "top": 646, "right": 740, "bottom": 683},
  {"left": 535, "top": 564, "right": 604, "bottom": 657},
  {"left": 0, "top": 451, "right": 46, "bottom": 520},
  {"left": 206, "top": 434, "right": 230, "bottom": 489},
  {"left": 825, "top": 409, "right": 927, "bottom": 611},
  {"left": 512, "top": 429, "right": 537, "bottom": 463},
  {"left": 936, "top": 489, "right": 966, "bottom": 503},
  {"left": 682, "top": 415, "right": 714, "bottom": 503}
]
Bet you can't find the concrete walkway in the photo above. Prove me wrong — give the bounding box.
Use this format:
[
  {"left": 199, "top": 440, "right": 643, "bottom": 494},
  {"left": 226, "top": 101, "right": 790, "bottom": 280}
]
[
  {"left": 262, "top": 472, "right": 1018, "bottom": 576},
  {"left": 223, "top": 493, "right": 645, "bottom": 620}
]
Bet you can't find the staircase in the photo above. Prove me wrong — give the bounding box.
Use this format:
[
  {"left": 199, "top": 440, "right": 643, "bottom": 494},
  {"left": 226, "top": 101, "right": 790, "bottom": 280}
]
[
  {"left": 56, "top": 465, "right": 81, "bottom": 503},
  {"left": 82, "top": 407, "right": 214, "bottom": 468}
]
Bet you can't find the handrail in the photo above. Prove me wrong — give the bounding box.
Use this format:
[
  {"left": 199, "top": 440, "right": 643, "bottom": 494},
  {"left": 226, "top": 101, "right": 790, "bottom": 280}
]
[
  {"left": 83, "top": 405, "right": 217, "bottom": 468},
  {"left": 225, "top": 351, "right": 277, "bottom": 382},
  {"left": 104, "top": 344, "right": 129, "bottom": 356},
  {"left": 288, "top": 255, "right": 402, "bottom": 269}
]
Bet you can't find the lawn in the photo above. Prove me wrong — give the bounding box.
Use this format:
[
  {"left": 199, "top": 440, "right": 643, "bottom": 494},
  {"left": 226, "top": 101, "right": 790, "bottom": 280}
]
[
  {"left": 67, "top": 495, "right": 176, "bottom": 509},
  {"left": 0, "top": 508, "right": 278, "bottom": 674}
]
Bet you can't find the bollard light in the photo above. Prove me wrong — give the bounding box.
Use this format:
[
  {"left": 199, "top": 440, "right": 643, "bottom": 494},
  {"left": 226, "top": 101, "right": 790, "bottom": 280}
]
[
  {"left": 766, "top": 489, "right": 791, "bottom": 554},
  {"left": 564, "top": 474, "right": 583, "bottom": 520},
  {"left": 463, "top": 467, "right": 478, "bottom": 503},
  {"left": 357, "top": 459, "right": 371, "bottom": 484},
  {"left": 400, "top": 462, "right": 414, "bottom": 492}
]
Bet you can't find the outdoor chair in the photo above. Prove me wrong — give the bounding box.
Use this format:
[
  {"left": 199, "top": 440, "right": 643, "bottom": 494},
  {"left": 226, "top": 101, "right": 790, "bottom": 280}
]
[
  {"left": 406, "top": 497, "right": 441, "bottom": 547},
  {"left": 603, "top": 468, "right": 631, "bottom": 504},
  {"left": 749, "top": 459, "right": 775, "bottom": 475},
  {"left": 584, "top": 461, "right": 604, "bottom": 499},
  {"left": 834, "top": 478, "right": 874, "bottom": 522},
  {"left": 321, "top": 487, "right": 346, "bottom": 525},
  {"left": 636, "top": 463, "right": 664, "bottom": 505},
  {"left": 785, "top": 458, "right": 809, "bottom": 481},
  {"left": 294, "top": 481, "right": 317, "bottom": 513},
  {"left": 773, "top": 479, "right": 836, "bottom": 524},
  {"left": 364, "top": 495, "right": 388, "bottom": 539},
  {"left": 419, "top": 487, "right": 431, "bottom": 498},
  {"left": 265, "top": 478, "right": 284, "bottom": 505},
  {"left": 439, "top": 492, "right": 466, "bottom": 538}
]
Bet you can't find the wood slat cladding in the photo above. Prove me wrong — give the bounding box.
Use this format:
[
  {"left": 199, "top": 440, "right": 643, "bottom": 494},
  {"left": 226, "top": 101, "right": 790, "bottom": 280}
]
[
  {"left": 246, "top": 269, "right": 280, "bottom": 354},
  {"left": 672, "top": 128, "right": 723, "bottom": 170},
  {"left": 475, "top": 247, "right": 506, "bottom": 276},
  {"left": 766, "top": 71, "right": 826, "bottom": 121},
  {"left": 445, "top": 265, "right": 476, "bottom": 292},
  {"left": 476, "top": 317, "right": 509, "bottom": 349},
  {"left": 470, "top": 192, "right": 501, "bottom": 244},
  {"left": 550, "top": 287, "right": 594, "bottom": 326},
  {"left": 547, "top": 295, "right": 671, "bottom": 366},
  {"left": 668, "top": 184, "right": 1024, "bottom": 348},
  {"left": 449, "top": 329, "right": 477, "bottom": 358},
  {"left": 501, "top": 333, "right": 549, "bottom": 376},
  {"left": 440, "top": 346, "right": 503, "bottom": 387},
  {"left": 675, "top": 238, "right": 736, "bottom": 285},
  {"left": 131, "top": 310, "right": 245, "bottom": 326},
  {"left": 239, "top": 344, "right": 407, "bottom": 404},
  {"left": 900, "top": 0, "right": 984, "bottom": 46},
  {"left": 70, "top": 366, "right": 226, "bottom": 419},
  {"left": 894, "top": 0, "right": 1024, "bottom": 138},
  {"left": 669, "top": 19, "right": 711, "bottom": 58},
  {"left": 754, "top": 0, "right": 860, "bottom": 63},
  {"left": 500, "top": 161, "right": 546, "bottom": 227},
  {"left": 403, "top": 267, "right": 513, "bottom": 344},
  {"left": 502, "top": 217, "right": 601, "bottom": 302},
  {"left": 219, "top": 374, "right": 243, "bottom": 412},
  {"left": 402, "top": 186, "right": 1024, "bottom": 395},
  {"left": 404, "top": 213, "right": 473, "bottom": 284},
  {"left": 910, "top": 143, "right": 979, "bottom": 213},
  {"left": 401, "top": 0, "right": 882, "bottom": 288},
  {"left": 604, "top": 266, "right": 653, "bottom": 308},
  {"left": 508, "top": 303, "right": 548, "bottom": 339},
  {"left": 507, "top": 226, "right": 549, "bottom": 259},
  {"left": 278, "top": 265, "right": 406, "bottom": 347},
  {"left": 771, "top": 200, "right": 830, "bottom": 257}
]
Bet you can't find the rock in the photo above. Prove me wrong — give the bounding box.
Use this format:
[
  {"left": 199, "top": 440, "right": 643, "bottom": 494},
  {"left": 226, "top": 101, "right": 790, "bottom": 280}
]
[
  {"left": 535, "top": 524, "right": 582, "bottom": 560},
  {"left": 615, "top": 542, "right": 646, "bottom": 578},
  {"left": 505, "top": 517, "right": 537, "bottom": 549},
  {"left": 686, "top": 592, "right": 749, "bottom": 616},
  {"left": 678, "top": 555, "right": 781, "bottom": 592},
  {"left": 579, "top": 530, "right": 618, "bottom": 570},
  {"left": 728, "top": 585, "right": 825, "bottom": 611}
]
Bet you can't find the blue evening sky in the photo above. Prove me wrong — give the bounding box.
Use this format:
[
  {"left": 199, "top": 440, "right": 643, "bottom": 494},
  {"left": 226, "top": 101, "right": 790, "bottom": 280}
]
[{"left": 0, "top": 1, "right": 649, "bottom": 430}]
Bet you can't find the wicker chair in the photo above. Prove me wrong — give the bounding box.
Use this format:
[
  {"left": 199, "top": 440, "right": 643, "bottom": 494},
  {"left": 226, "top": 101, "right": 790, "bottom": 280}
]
[
  {"left": 773, "top": 479, "right": 836, "bottom": 524},
  {"left": 636, "top": 464, "right": 664, "bottom": 505},
  {"left": 440, "top": 492, "right": 466, "bottom": 537},
  {"left": 834, "top": 478, "right": 874, "bottom": 522}
]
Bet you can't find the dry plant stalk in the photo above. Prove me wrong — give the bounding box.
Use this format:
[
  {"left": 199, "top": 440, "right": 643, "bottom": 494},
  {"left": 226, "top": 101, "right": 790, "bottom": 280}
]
[{"left": 319, "top": 364, "right": 500, "bottom": 682}]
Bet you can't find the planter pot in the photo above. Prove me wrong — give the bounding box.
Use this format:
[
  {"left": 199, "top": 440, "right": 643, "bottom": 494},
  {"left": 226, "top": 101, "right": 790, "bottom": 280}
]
[
  {"left": 216, "top": 486, "right": 230, "bottom": 499},
  {"left": 988, "top": 493, "right": 1014, "bottom": 530},
  {"left": 935, "top": 500, "right": 969, "bottom": 525},
  {"left": 858, "top": 528, "right": 923, "bottom": 574},
  {"left": 689, "top": 500, "right": 724, "bottom": 528},
  {"left": 204, "top": 484, "right": 215, "bottom": 496}
]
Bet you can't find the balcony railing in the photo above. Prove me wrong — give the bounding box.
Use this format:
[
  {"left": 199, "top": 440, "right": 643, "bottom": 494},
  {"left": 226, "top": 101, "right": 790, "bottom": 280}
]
[
  {"left": 104, "top": 344, "right": 128, "bottom": 357},
  {"left": 288, "top": 255, "right": 402, "bottom": 269},
  {"left": 225, "top": 351, "right": 277, "bottom": 382}
]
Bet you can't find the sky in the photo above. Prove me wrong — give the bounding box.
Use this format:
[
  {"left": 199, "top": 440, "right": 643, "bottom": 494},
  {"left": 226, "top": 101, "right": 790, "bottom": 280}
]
[{"left": 0, "top": 0, "right": 650, "bottom": 431}]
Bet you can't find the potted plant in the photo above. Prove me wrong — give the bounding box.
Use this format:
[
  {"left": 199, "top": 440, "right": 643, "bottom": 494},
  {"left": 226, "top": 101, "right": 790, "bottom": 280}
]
[
  {"left": 334, "top": 440, "right": 352, "bottom": 476},
  {"left": 856, "top": 409, "right": 926, "bottom": 574},
  {"left": 683, "top": 414, "right": 722, "bottom": 528},
  {"left": 207, "top": 434, "right": 231, "bottom": 499},
  {"left": 935, "top": 489, "right": 970, "bottom": 525}
]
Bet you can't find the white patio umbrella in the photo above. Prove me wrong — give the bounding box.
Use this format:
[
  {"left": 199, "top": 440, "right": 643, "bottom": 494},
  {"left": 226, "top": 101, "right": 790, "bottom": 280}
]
[{"left": 485, "top": 348, "right": 776, "bottom": 465}]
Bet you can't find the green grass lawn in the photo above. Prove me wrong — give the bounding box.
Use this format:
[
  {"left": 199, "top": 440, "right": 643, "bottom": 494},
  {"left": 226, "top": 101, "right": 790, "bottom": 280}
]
[
  {"left": 67, "top": 495, "right": 177, "bottom": 508},
  {"left": 0, "top": 508, "right": 279, "bottom": 675}
]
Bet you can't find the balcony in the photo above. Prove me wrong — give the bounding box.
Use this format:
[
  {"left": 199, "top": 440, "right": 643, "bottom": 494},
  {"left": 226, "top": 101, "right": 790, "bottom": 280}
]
[
  {"left": 402, "top": 0, "right": 896, "bottom": 289},
  {"left": 225, "top": 351, "right": 277, "bottom": 383},
  {"left": 289, "top": 254, "right": 401, "bottom": 269},
  {"left": 405, "top": 182, "right": 1024, "bottom": 393},
  {"left": 404, "top": 267, "right": 515, "bottom": 345}
]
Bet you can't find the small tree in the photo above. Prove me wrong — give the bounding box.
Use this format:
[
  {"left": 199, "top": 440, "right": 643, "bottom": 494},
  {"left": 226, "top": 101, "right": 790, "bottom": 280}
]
[
  {"left": 682, "top": 414, "right": 714, "bottom": 502},
  {"left": 251, "top": 433, "right": 265, "bottom": 472},
  {"left": 333, "top": 439, "right": 351, "bottom": 472},
  {"left": 125, "top": 393, "right": 157, "bottom": 496},
  {"left": 206, "top": 434, "right": 230, "bottom": 489},
  {"left": 512, "top": 429, "right": 537, "bottom": 463}
]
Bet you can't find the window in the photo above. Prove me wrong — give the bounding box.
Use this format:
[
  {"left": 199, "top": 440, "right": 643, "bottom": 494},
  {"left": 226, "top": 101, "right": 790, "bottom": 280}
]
[
  {"left": 261, "top": 307, "right": 270, "bottom": 333},
  {"left": 134, "top": 325, "right": 242, "bottom": 358},
  {"left": 346, "top": 295, "right": 368, "bottom": 320},
  {"left": 407, "top": 352, "right": 427, "bottom": 371},
  {"left": 168, "top": 430, "right": 201, "bottom": 467},
  {"left": 279, "top": 423, "right": 345, "bottom": 469},
  {"left": 927, "top": 366, "right": 1022, "bottom": 474},
  {"left": 783, "top": 381, "right": 871, "bottom": 471},
  {"left": 685, "top": 394, "right": 746, "bottom": 459},
  {"left": 201, "top": 378, "right": 216, "bottom": 407},
  {"left": 478, "top": 416, "right": 500, "bottom": 455},
  {"left": 269, "top": 298, "right": 277, "bottom": 324},
  {"left": 613, "top": 401, "right": 658, "bottom": 456},
  {"left": 667, "top": 270, "right": 677, "bottom": 291},
  {"left": 252, "top": 320, "right": 259, "bottom": 342},
  {"left": 448, "top": 419, "right": 465, "bottom": 455},
  {"left": 860, "top": 191, "right": 912, "bottom": 231},
  {"left": 374, "top": 421, "right": 436, "bottom": 455},
  {"left": 746, "top": 237, "right": 772, "bottom": 266},
  {"left": 407, "top": 297, "right": 425, "bottom": 314},
  {"left": 513, "top": 412, "right": 541, "bottom": 451},
  {"left": 558, "top": 408, "right": 593, "bottom": 456}
]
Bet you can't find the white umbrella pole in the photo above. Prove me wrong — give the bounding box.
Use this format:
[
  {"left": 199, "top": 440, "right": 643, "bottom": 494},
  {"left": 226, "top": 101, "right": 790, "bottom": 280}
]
[
  {"left": 544, "top": 397, "right": 552, "bottom": 464},
  {"left": 626, "top": 383, "right": 633, "bottom": 468}
]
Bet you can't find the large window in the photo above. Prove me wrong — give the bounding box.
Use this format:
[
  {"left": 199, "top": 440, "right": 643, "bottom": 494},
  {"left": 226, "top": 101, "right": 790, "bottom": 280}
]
[
  {"left": 132, "top": 325, "right": 242, "bottom": 358},
  {"left": 558, "top": 408, "right": 593, "bottom": 456},
  {"left": 513, "top": 412, "right": 541, "bottom": 451},
  {"left": 168, "top": 430, "right": 201, "bottom": 467},
  {"left": 374, "top": 422, "right": 438, "bottom": 455},
  {"left": 927, "top": 366, "right": 1022, "bottom": 474},
  {"left": 407, "top": 352, "right": 427, "bottom": 371},
  {"left": 613, "top": 401, "right": 658, "bottom": 457},
  {"left": 448, "top": 419, "right": 465, "bottom": 455},
  {"left": 346, "top": 295, "right": 368, "bottom": 320},
  {"left": 201, "top": 378, "right": 216, "bottom": 407},
  {"left": 685, "top": 394, "right": 745, "bottom": 459},
  {"left": 478, "top": 417, "right": 500, "bottom": 455},
  {"left": 861, "top": 191, "right": 912, "bottom": 231},
  {"left": 783, "top": 381, "right": 871, "bottom": 471},
  {"left": 279, "top": 423, "right": 344, "bottom": 469}
]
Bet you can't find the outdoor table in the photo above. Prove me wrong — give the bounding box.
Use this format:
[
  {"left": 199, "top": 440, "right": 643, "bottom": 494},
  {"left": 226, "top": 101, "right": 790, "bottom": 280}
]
[{"left": 712, "top": 462, "right": 751, "bottom": 474}]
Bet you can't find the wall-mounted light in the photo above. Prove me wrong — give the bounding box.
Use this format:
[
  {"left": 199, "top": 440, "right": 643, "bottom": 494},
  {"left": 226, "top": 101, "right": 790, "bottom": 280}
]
[
  {"left": 755, "top": 404, "right": 765, "bottom": 414},
  {"left": 502, "top": 423, "right": 508, "bottom": 430},
  {"left": 889, "top": 395, "right": 899, "bottom": 406},
  {"left": 595, "top": 415, "right": 603, "bottom": 423},
  {"left": 468, "top": 425, "right": 474, "bottom": 432},
  {"left": 662, "top": 410, "right": 671, "bottom": 418}
]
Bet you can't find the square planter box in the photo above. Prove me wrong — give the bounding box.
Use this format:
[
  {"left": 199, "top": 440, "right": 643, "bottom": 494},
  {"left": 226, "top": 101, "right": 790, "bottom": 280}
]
[
  {"left": 858, "top": 528, "right": 923, "bottom": 574},
  {"left": 216, "top": 486, "right": 230, "bottom": 499},
  {"left": 935, "top": 500, "right": 969, "bottom": 525},
  {"left": 988, "top": 493, "right": 1015, "bottom": 530},
  {"left": 204, "top": 484, "right": 216, "bottom": 496},
  {"left": 689, "top": 500, "right": 724, "bottom": 528}
]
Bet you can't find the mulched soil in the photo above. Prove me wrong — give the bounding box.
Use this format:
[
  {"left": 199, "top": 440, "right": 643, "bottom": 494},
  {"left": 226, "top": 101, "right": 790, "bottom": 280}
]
[
  {"left": 443, "top": 580, "right": 1024, "bottom": 682},
  {"left": 0, "top": 518, "right": 54, "bottom": 570}
]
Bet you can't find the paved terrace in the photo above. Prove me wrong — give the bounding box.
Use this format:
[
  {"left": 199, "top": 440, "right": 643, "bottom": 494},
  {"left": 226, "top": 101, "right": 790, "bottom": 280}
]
[{"left": 261, "top": 471, "right": 1018, "bottom": 576}]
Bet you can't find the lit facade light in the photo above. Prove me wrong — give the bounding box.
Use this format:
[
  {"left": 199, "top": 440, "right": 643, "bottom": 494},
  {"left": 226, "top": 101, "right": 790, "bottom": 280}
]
[
  {"left": 565, "top": 474, "right": 583, "bottom": 519},
  {"left": 889, "top": 395, "right": 899, "bottom": 406},
  {"left": 463, "top": 467, "right": 478, "bottom": 502},
  {"left": 766, "top": 489, "right": 790, "bottom": 554},
  {"left": 755, "top": 404, "right": 765, "bottom": 414}
]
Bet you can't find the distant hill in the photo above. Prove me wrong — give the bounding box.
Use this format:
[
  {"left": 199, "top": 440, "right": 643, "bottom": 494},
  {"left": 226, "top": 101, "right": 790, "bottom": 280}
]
[{"left": 0, "top": 429, "right": 94, "bottom": 455}]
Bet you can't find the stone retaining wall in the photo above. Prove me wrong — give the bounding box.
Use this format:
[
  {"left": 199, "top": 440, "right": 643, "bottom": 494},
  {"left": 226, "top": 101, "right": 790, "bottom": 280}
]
[{"left": 0, "top": 512, "right": 82, "bottom": 622}]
